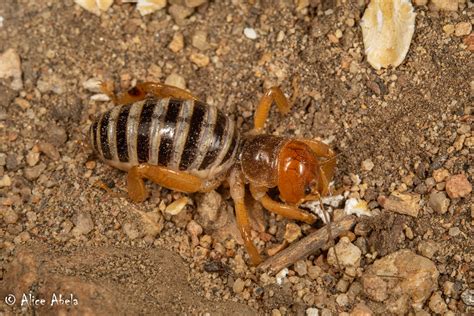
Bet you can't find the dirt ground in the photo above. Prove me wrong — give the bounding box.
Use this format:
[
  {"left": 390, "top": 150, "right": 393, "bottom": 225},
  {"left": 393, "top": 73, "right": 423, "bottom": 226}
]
[{"left": 0, "top": 0, "right": 472, "bottom": 315}]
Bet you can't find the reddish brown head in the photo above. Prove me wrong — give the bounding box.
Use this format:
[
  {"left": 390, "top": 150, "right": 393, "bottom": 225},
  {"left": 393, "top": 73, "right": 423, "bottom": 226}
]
[{"left": 277, "top": 140, "right": 327, "bottom": 205}]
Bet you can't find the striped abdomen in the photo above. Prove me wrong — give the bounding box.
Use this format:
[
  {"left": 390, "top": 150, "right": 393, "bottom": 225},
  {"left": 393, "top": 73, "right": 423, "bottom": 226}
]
[{"left": 90, "top": 98, "right": 239, "bottom": 179}]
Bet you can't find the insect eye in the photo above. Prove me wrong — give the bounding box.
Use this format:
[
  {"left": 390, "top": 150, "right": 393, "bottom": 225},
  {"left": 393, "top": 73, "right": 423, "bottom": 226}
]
[{"left": 304, "top": 185, "right": 312, "bottom": 195}]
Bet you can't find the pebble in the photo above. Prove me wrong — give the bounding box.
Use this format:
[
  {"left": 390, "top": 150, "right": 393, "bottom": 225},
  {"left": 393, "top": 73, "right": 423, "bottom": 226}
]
[
  {"left": 305, "top": 308, "right": 319, "bottom": 316},
  {"left": 24, "top": 163, "right": 46, "bottom": 181},
  {"left": 284, "top": 222, "right": 302, "bottom": 243},
  {"left": 327, "top": 237, "right": 361, "bottom": 268},
  {"left": 445, "top": 174, "right": 472, "bottom": 198},
  {"left": 454, "top": 22, "right": 472, "bottom": 37},
  {"left": 244, "top": 27, "right": 258, "bottom": 40},
  {"left": 165, "top": 73, "right": 186, "bottom": 90},
  {"left": 186, "top": 220, "right": 203, "bottom": 247},
  {"left": 430, "top": 0, "right": 458, "bottom": 11},
  {"left": 0, "top": 48, "right": 23, "bottom": 90},
  {"left": 442, "top": 24, "right": 455, "bottom": 35},
  {"left": 0, "top": 153, "right": 6, "bottom": 166},
  {"left": 276, "top": 31, "right": 285, "bottom": 42},
  {"left": 293, "top": 260, "right": 307, "bottom": 276},
  {"left": 136, "top": 0, "right": 166, "bottom": 16},
  {"left": 26, "top": 151, "right": 40, "bottom": 167},
  {"left": 168, "top": 33, "right": 184, "bottom": 53},
  {"left": 46, "top": 125, "right": 68, "bottom": 146},
  {"left": 3, "top": 208, "right": 18, "bottom": 224},
  {"left": 307, "top": 264, "right": 322, "bottom": 280},
  {"left": 190, "top": 53, "right": 210, "bottom": 67},
  {"left": 378, "top": 192, "right": 421, "bottom": 217},
  {"left": 428, "top": 292, "right": 447, "bottom": 314},
  {"left": 75, "top": 0, "right": 113, "bottom": 15},
  {"left": 448, "top": 227, "right": 460, "bottom": 237},
  {"left": 6, "top": 154, "right": 18, "bottom": 171},
  {"left": 122, "top": 222, "right": 140, "bottom": 240},
  {"left": 0, "top": 174, "right": 12, "bottom": 187},
  {"left": 184, "top": 0, "right": 207, "bottom": 8},
  {"left": 464, "top": 33, "right": 474, "bottom": 51},
  {"left": 38, "top": 142, "right": 60, "bottom": 161},
  {"left": 168, "top": 5, "right": 194, "bottom": 24},
  {"left": 82, "top": 78, "right": 103, "bottom": 93},
  {"left": 428, "top": 191, "right": 450, "bottom": 214},
  {"left": 336, "top": 293, "right": 349, "bottom": 307},
  {"left": 15, "top": 98, "right": 31, "bottom": 110},
  {"left": 72, "top": 211, "right": 94, "bottom": 236},
  {"left": 192, "top": 30, "right": 209, "bottom": 51},
  {"left": 361, "top": 159, "right": 374, "bottom": 171},
  {"left": 432, "top": 168, "right": 449, "bottom": 182},
  {"left": 350, "top": 303, "right": 373, "bottom": 316},
  {"left": 233, "top": 278, "right": 245, "bottom": 294},
  {"left": 417, "top": 240, "right": 438, "bottom": 259},
  {"left": 362, "top": 249, "right": 438, "bottom": 309},
  {"left": 461, "top": 289, "right": 474, "bottom": 306},
  {"left": 165, "top": 196, "right": 189, "bottom": 215},
  {"left": 37, "top": 73, "right": 66, "bottom": 94}
]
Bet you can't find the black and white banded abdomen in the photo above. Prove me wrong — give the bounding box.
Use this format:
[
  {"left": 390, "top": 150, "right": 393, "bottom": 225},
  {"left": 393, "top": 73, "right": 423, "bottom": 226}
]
[{"left": 89, "top": 98, "right": 240, "bottom": 179}]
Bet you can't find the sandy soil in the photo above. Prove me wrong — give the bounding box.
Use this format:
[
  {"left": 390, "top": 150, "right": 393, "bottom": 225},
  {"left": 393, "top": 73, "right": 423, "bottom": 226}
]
[{"left": 0, "top": 0, "right": 472, "bottom": 315}]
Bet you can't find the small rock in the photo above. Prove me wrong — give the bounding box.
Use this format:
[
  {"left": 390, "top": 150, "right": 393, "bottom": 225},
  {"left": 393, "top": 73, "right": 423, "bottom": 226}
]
[
  {"left": 26, "top": 151, "right": 40, "bottom": 167},
  {"left": 75, "top": 0, "right": 113, "bottom": 15},
  {"left": 168, "top": 33, "right": 184, "bottom": 53},
  {"left": 0, "top": 174, "right": 12, "bottom": 187},
  {"left": 362, "top": 249, "right": 438, "bottom": 309},
  {"left": 276, "top": 31, "right": 285, "bottom": 42},
  {"left": 24, "top": 163, "right": 46, "bottom": 181},
  {"left": 307, "top": 264, "right": 322, "bottom": 280},
  {"left": 122, "top": 222, "right": 140, "bottom": 240},
  {"left": 147, "top": 64, "right": 162, "bottom": 81},
  {"left": 0, "top": 48, "right": 23, "bottom": 90},
  {"left": 165, "top": 73, "right": 186, "bottom": 90},
  {"left": 72, "top": 211, "right": 94, "bottom": 236},
  {"left": 82, "top": 78, "right": 103, "bottom": 93},
  {"left": 336, "top": 293, "right": 349, "bottom": 307},
  {"left": 136, "top": 0, "right": 166, "bottom": 16},
  {"left": 448, "top": 227, "right": 460, "bottom": 237},
  {"left": 430, "top": 0, "right": 458, "bottom": 11},
  {"left": 14, "top": 231, "right": 31, "bottom": 244},
  {"left": 186, "top": 220, "right": 203, "bottom": 246},
  {"left": 38, "top": 142, "right": 60, "bottom": 161},
  {"left": 244, "top": 27, "right": 258, "bottom": 40},
  {"left": 233, "top": 278, "right": 245, "bottom": 294},
  {"left": 464, "top": 33, "right": 474, "bottom": 51},
  {"left": 91, "top": 94, "right": 110, "bottom": 101},
  {"left": 190, "top": 53, "right": 210, "bottom": 67},
  {"left": 284, "top": 222, "right": 302, "bottom": 243},
  {"left": 442, "top": 281, "right": 455, "bottom": 297},
  {"left": 417, "top": 240, "right": 438, "bottom": 259},
  {"left": 305, "top": 307, "right": 319, "bottom": 316},
  {"left": 428, "top": 292, "right": 447, "bottom": 314},
  {"left": 361, "top": 159, "right": 374, "bottom": 171},
  {"left": 327, "top": 237, "right": 361, "bottom": 268},
  {"left": 46, "top": 125, "right": 68, "bottom": 146},
  {"left": 378, "top": 192, "right": 421, "bottom": 217},
  {"left": 428, "top": 191, "right": 450, "bottom": 214},
  {"left": 6, "top": 154, "right": 18, "bottom": 171},
  {"left": 445, "top": 174, "right": 472, "bottom": 198},
  {"left": 293, "top": 260, "right": 307, "bottom": 276},
  {"left": 442, "top": 24, "right": 455, "bottom": 35},
  {"left": 192, "top": 30, "right": 209, "bottom": 51},
  {"left": 350, "top": 303, "right": 373, "bottom": 316},
  {"left": 3, "top": 208, "right": 18, "bottom": 224},
  {"left": 165, "top": 196, "right": 189, "bottom": 215},
  {"left": 454, "top": 22, "right": 472, "bottom": 37},
  {"left": 413, "top": 0, "right": 428, "bottom": 5},
  {"left": 0, "top": 153, "right": 6, "bottom": 166},
  {"left": 184, "top": 0, "right": 207, "bottom": 8},
  {"left": 461, "top": 289, "right": 474, "bottom": 306},
  {"left": 168, "top": 4, "right": 194, "bottom": 24},
  {"left": 37, "top": 73, "right": 66, "bottom": 94},
  {"left": 15, "top": 98, "right": 31, "bottom": 110},
  {"left": 432, "top": 168, "right": 449, "bottom": 182}
]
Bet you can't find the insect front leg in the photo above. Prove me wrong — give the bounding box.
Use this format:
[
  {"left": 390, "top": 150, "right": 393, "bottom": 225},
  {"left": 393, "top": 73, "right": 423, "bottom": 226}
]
[
  {"left": 229, "top": 167, "right": 263, "bottom": 266},
  {"left": 249, "top": 184, "right": 317, "bottom": 224}
]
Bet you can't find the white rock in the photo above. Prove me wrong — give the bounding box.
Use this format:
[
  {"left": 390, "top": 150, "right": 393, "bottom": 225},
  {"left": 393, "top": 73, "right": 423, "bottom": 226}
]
[
  {"left": 83, "top": 78, "right": 103, "bottom": 93},
  {"left": 361, "top": 0, "right": 416, "bottom": 70},
  {"left": 75, "top": 0, "right": 114, "bottom": 15},
  {"left": 164, "top": 196, "right": 189, "bottom": 215},
  {"left": 0, "top": 49, "right": 23, "bottom": 90},
  {"left": 0, "top": 175, "right": 12, "bottom": 187},
  {"left": 327, "top": 237, "right": 361, "bottom": 268},
  {"left": 165, "top": 73, "right": 186, "bottom": 90},
  {"left": 344, "top": 198, "right": 372, "bottom": 217},
  {"left": 91, "top": 93, "right": 111, "bottom": 101},
  {"left": 137, "top": 0, "right": 167, "bottom": 16},
  {"left": 244, "top": 27, "right": 258, "bottom": 40},
  {"left": 276, "top": 268, "right": 288, "bottom": 285},
  {"left": 306, "top": 308, "right": 319, "bottom": 316}
]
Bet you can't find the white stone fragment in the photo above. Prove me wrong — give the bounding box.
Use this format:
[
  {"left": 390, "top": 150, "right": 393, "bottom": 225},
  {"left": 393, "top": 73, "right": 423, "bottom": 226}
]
[
  {"left": 306, "top": 307, "right": 319, "bottom": 316},
  {"left": 83, "top": 78, "right": 103, "bottom": 93},
  {"left": 0, "top": 16, "right": 4, "bottom": 28},
  {"left": 75, "top": 0, "right": 114, "bottom": 15},
  {"left": 137, "top": 0, "right": 167, "bottom": 16},
  {"left": 91, "top": 93, "right": 111, "bottom": 101},
  {"left": 244, "top": 27, "right": 258, "bottom": 40},
  {"left": 361, "top": 0, "right": 416, "bottom": 69},
  {"left": 344, "top": 198, "right": 372, "bottom": 217},
  {"left": 275, "top": 268, "right": 289, "bottom": 285},
  {"left": 165, "top": 196, "right": 189, "bottom": 215}
]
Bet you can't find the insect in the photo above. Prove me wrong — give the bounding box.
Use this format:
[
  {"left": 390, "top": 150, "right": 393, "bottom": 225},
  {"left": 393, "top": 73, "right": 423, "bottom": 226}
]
[{"left": 90, "top": 82, "right": 336, "bottom": 265}]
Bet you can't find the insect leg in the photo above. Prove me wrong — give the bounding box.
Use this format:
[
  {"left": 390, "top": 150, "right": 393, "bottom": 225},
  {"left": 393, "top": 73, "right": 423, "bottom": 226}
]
[
  {"left": 229, "top": 167, "right": 263, "bottom": 266},
  {"left": 252, "top": 87, "right": 290, "bottom": 133},
  {"left": 135, "top": 82, "right": 199, "bottom": 101},
  {"left": 249, "top": 184, "right": 317, "bottom": 224},
  {"left": 127, "top": 164, "right": 204, "bottom": 202}
]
